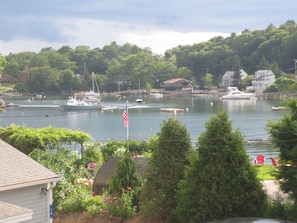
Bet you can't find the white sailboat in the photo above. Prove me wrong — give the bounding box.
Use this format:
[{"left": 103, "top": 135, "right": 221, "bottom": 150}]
[
  {"left": 136, "top": 79, "right": 144, "bottom": 104},
  {"left": 84, "top": 73, "right": 101, "bottom": 102}
]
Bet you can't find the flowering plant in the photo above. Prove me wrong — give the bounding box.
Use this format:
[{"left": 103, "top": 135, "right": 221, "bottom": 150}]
[{"left": 103, "top": 187, "right": 137, "bottom": 222}]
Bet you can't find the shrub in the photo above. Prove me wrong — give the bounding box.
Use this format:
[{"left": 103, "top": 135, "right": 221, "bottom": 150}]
[
  {"left": 103, "top": 187, "right": 137, "bottom": 222},
  {"left": 81, "top": 195, "right": 106, "bottom": 217},
  {"left": 57, "top": 186, "right": 92, "bottom": 212}
]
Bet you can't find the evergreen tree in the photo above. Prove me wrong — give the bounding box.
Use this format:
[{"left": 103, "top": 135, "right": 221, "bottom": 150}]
[
  {"left": 267, "top": 99, "right": 297, "bottom": 202},
  {"left": 108, "top": 151, "right": 143, "bottom": 195},
  {"left": 140, "top": 117, "right": 192, "bottom": 222},
  {"left": 175, "top": 109, "right": 267, "bottom": 223}
]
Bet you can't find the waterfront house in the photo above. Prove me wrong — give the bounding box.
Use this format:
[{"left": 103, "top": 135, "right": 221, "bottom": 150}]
[
  {"left": 221, "top": 71, "right": 235, "bottom": 87},
  {"left": 251, "top": 70, "right": 275, "bottom": 94},
  {"left": 0, "top": 139, "right": 60, "bottom": 223},
  {"left": 161, "top": 78, "right": 192, "bottom": 90},
  {"left": 221, "top": 69, "right": 249, "bottom": 87}
]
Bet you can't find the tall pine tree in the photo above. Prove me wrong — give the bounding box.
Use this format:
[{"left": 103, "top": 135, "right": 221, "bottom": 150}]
[
  {"left": 140, "top": 117, "right": 192, "bottom": 222},
  {"left": 175, "top": 109, "right": 267, "bottom": 223}
]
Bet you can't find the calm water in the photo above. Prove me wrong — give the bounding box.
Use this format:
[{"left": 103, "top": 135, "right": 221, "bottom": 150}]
[{"left": 0, "top": 94, "right": 285, "bottom": 163}]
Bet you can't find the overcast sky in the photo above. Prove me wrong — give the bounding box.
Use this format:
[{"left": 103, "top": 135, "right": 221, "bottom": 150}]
[{"left": 0, "top": 0, "right": 296, "bottom": 55}]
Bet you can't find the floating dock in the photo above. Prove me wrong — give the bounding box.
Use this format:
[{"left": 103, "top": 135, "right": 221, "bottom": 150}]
[{"left": 160, "top": 108, "right": 185, "bottom": 113}]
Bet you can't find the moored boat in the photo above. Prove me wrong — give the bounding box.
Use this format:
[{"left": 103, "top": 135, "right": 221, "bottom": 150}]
[
  {"left": 221, "top": 86, "right": 257, "bottom": 100},
  {"left": 272, "top": 106, "right": 288, "bottom": 111},
  {"left": 60, "top": 95, "right": 102, "bottom": 111}
]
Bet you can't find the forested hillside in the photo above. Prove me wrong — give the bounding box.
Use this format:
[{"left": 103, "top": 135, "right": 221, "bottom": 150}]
[{"left": 2, "top": 20, "right": 297, "bottom": 94}]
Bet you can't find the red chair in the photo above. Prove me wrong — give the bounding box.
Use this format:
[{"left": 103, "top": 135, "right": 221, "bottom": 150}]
[
  {"left": 254, "top": 155, "right": 265, "bottom": 165},
  {"left": 270, "top": 157, "right": 291, "bottom": 167},
  {"left": 270, "top": 157, "right": 279, "bottom": 167}
]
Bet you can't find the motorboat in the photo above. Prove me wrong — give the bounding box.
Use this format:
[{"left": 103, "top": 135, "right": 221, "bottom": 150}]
[
  {"left": 136, "top": 98, "right": 144, "bottom": 104},
  {"left": 220, "top": 86, "right": 257, "bottom": 100},
  {"left": 272, "top": 106, "right": 288, "bottom": 111},
  {"left": 60, "top": 95, "right": 102, "bottom": 111}
]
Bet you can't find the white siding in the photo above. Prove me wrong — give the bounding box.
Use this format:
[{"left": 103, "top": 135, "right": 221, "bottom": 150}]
[{"left": 0, "top": 184, "right": 49, "bottom": 223}]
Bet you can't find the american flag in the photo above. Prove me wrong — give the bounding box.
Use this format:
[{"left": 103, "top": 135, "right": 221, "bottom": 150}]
[{"left": 122, "top": 104, "right": 128, "bottom": 128}]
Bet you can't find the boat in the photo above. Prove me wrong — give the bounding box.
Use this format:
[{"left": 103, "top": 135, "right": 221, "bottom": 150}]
[
  {"left": 4, "top": 102, "right": 19, "bottom": 108},
  {"left": 136, "top": 79, "right": 144, "bottom": 104},
  {"left": 136, "top": 98, "right": 144, "bottom": 104},
  {"left": 221, "top": 86, "right": 257, "bottom": 100},
  {"left": 272, "top": 106, "right": 288, "bottom": 111},
  {"left": 60, "top": 95, "right": 102, "bottom": 111},
  {"left": 84, "top": 73, "right": 101, "bottom": 102}
]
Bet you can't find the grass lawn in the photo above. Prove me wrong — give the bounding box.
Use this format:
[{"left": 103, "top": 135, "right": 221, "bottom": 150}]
[{"left": 255, "top": 164, "right": 277, "bottom": 180}]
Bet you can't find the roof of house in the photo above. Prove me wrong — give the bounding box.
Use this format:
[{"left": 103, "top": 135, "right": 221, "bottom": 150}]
[
  {"left": 223, "top": 71, "right": 235, "bottom": 77},
  {"left": 0, "top": 201, "right": 33, "bottom": 223},
  {"left": 0, "top": 139, "right": 60, "bottom": 192},
  {"left": 163, "top": 78, "right": 191, "bottom": 84}
]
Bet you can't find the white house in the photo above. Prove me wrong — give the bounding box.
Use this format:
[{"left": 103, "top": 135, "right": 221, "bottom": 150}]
[
  {"left": 221, "top": 71, "right": 235, "bottom": 87},
  {"left": 251, "top": 70, "right": 275, "bottom": 92},
  {"left": 0, "top": 139, "right": 60, "bottom": 223},
  {"left": 221, "top": 69, "right": 249, "bottom": 87}
]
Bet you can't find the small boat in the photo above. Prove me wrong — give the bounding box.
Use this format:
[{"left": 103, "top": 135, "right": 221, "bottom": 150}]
[
  {"left": 136, "top": 98, "right": 144, "bottom": 104},
  {"left": 160, "top": 108, "right": 184, "bottom": 113},
  {"left": 136, "top": 79, "right": 144, "bottom": 104},
  {"left": 272, "top": 106, "right": 288, "bottom": 111},
  {"left": 4, "top": 103, "right": 19, "bottom": 108},
  {"left": 60, "top": 95, "right": 102, "bottom": 111},
  {"left": 221, "top": 86, "right": 257, "bottom": 100}
]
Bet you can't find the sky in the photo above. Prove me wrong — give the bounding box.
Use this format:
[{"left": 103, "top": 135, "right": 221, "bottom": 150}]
[{"left": 0, "top": 0, "right": 296, "bottom": 55}]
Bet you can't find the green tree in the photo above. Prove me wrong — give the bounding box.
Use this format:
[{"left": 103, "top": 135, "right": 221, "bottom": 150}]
[
  {"left": 202, "top": 73, "right": 214, "bottom": 87},
  {"left": 267, "top": 99, "right": 297, "bottom": 202},
  {"left": 175, "top": 109, "right": 267, "bottom": 223},
  {"left": 140, "top": 117, "right": 192, "bottom": 222},
  {"left": 0, "top": 55, "right": 7, "bottom": 75},
  {"left": 108, "top": 151, "right": 143, "bottom": 198}
]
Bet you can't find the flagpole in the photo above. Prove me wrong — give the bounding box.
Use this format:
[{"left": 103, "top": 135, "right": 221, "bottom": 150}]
[{"left": 126, "top": 100, "right": 129, "bottom": 141}]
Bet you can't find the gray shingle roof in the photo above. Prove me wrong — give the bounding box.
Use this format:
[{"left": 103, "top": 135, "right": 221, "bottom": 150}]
[
  {"left": 0, "top": 201, "right": 33, "bottom": 222},
  {"left": 0, "top": 139, "right": 60, "bottom": 191}
]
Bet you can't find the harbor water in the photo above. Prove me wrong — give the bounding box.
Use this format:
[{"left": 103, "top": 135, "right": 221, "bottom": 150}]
[{"left": 0, "top": 94, "right": 285, "bottom": 163}]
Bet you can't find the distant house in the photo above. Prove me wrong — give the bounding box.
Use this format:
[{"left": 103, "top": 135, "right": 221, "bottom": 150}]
[
  {"left": 0, "top": 139, "right": 60, "bottom": 223},
  {"left": 221, "top": 71, "right": 235, "bottom": 87},
  {"left": 221, "top": 69, "right": 249, "bottom": 87},
  {"left": 92, "top": 157, "right": 150, "bottom": 195},
  {"left": 161, "top": 78, "right": 192, "bottom": 90},
  {"left": 251, "top": 70, "right": 275, "bottom": 92}
]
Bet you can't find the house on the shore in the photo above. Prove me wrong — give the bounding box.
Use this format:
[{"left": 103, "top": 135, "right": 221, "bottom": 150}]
[
  {"left": 161, "top": 78, "right": 192, "bottom": 90},
  {"left": 0, "top": 139, "right": 60, "bottom": 223},
  {"left": 251, "top": 70, "right": 275, "bottom": 94},
  {"left": 221, "top": 69, "right": 249, "bottom": 87}
]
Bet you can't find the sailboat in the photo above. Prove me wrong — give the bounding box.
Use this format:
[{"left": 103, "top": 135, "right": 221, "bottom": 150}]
[
  {"left": 84, "top": 73, "right": 101, "bottom": 102},
  {"left": 136, "top": 79, "right": 144, "bottom": 104}
]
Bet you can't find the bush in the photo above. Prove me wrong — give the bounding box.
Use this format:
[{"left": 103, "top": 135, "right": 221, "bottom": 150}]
[
  {"left": 57, "top": 186, "right": 92, "bottom": 212},
  {"left": 103, "top": 188, "right": 137, "bottom": 222},
  {"left": 81, "top": 195, "right": 106, "bottom": 217}
]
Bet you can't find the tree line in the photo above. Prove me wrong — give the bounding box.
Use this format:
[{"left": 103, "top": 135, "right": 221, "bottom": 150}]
[{"left": 1, "top": 20, "right": 297, "bottom": 94}]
